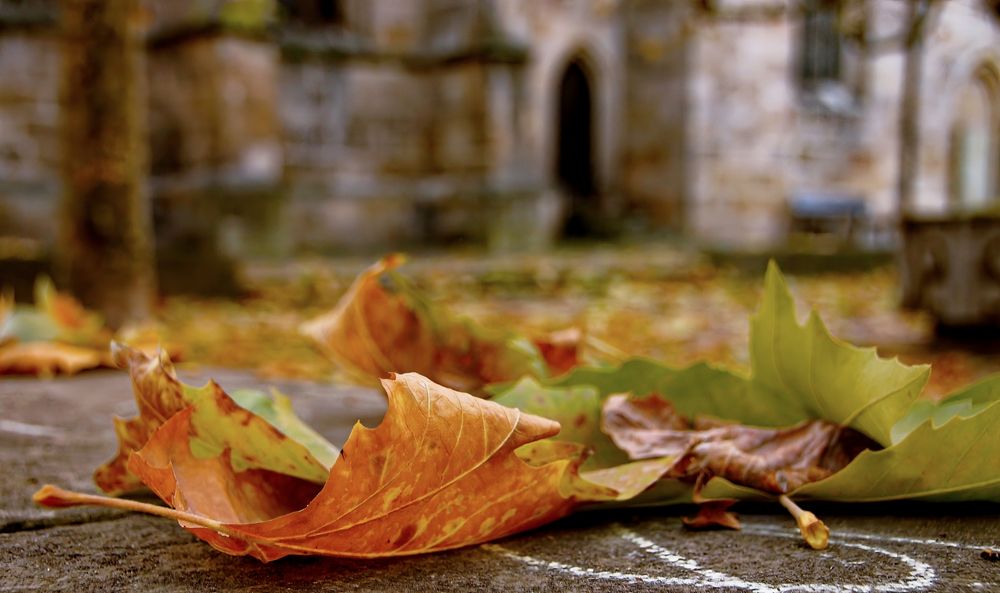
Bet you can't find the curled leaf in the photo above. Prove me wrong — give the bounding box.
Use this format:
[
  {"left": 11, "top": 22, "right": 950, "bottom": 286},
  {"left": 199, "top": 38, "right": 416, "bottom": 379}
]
[
  {"left": 301, "top": 255, "right": 548, "bottom": 395},
  {"left": 95, "top": 343, "right": 336, "bottom": 495},
  {"left": 45, "top": 373, "right": 611, "bottom": 560}
]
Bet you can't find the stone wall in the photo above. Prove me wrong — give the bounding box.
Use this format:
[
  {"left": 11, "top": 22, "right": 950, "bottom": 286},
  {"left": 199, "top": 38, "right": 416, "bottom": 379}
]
[
  {"left": 148, "top": 36, "right": 282, "bottom": 181},
  {"left": 685, "top": 4, "right": 796, "bottom": 247},
  {"left": 279, "top": 58, "right": 438, "bottom": 250},
  {"left": 146, "top": 33, "right": 285, "bottom": 265},
  {"left": 0, "top": 31, "right": 60, "bottom": 243},
  {"left": 3, "top": 0, "right": 1000, "bottom": 255},
  {"left": 682, "top": 0, "right": 1000, "bottom": 248},
  {"left": 619, "top": 0, "right": 691, "bottom": 228},
  {"left": 278, "top": 0, "right": 546, "bottom": 251}
]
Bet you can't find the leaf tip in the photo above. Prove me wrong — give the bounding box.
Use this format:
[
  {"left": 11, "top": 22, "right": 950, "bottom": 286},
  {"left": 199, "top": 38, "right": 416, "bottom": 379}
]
[
  {"left": 763, "top": 260, "right": 792, "bottom": 298},
  {"left": 382, "top": 252, "right": 407, "bottom": 270}
]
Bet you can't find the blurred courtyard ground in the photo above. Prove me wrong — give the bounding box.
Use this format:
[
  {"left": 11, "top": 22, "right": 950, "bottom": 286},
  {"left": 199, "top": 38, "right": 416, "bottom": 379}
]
[{"left": 152, "top": 242, "right": 999, "bottom": 400}]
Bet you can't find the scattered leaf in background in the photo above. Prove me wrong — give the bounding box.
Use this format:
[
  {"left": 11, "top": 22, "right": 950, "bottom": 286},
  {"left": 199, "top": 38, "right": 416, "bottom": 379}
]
[
  {"left": 151, "top": 250, "right": 995, "bottom": 389},
  {"left": 0, "top": 278, "right": 110, "bottom": 376},
  {"left": 301, "top": 254, "right": 549, "bottom": 395},
  {"left": 0, "top": 341, "right": 104, "bottom": 376},
  {"left": 532, "top": 327, "right": 582, "bottom": 377},
  {"left": 0, "top": 277, "right": 181, "bottom": 377}
]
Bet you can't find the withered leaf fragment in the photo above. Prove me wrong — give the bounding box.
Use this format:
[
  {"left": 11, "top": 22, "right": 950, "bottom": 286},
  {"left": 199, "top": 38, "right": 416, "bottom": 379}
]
[
  {"left": 681, "top": 499, "right": 741, "bottom": 531},
  {"left": 602, "top": 393, "right": 878, "bottom": 495}
]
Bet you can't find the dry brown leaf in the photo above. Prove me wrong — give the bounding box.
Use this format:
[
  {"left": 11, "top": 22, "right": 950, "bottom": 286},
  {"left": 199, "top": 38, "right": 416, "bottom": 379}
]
[
  {"left": 602, "top": 393, "right": 878, "bottom": 495},
  {"left": 0, "top": 342, "right": 104, "bottom": 376},
  {"left": 682, "top": 499, "right": 741, "bottom": 531},
  {"left": 41, "top": 373, "right": 606, "bottom": 561},
  {"left": 301, "top": 255, "right": 547, "bottom": 395}
]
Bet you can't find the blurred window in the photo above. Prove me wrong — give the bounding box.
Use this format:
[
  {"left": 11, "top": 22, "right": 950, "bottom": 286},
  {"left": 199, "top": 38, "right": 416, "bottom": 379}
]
[
  {"left": 799, "top": 0, "right": 842, "bottom": 87},
  {"left": 278, "top": 0, "right": 344, "bottom": 27}
]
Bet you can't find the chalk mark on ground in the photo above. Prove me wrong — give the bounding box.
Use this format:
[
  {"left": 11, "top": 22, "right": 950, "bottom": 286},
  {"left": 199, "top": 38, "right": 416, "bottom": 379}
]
[{"left": 483, "top": 521, "right": 997, "bottom": 592}]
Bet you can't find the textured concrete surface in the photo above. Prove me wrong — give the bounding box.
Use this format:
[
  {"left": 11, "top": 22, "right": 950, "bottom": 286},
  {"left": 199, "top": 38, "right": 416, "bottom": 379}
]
[{"left": 2, "top": 371, "right": 1000, "bottom": 592}]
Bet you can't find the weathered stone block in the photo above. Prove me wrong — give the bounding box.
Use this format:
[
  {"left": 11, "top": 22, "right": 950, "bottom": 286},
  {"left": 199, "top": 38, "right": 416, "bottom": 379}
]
[{"left": 901, "top": 215, "right": 1000, "bottom": 326}]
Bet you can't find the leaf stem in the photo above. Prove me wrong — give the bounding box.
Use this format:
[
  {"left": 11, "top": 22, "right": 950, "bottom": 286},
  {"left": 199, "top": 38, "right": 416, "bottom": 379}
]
[
  {"left": 779, "top": 494, "right": 829, "bottom": 550},
  {"left": 33, "top": 484, "right": 235, "bottom": 536}
]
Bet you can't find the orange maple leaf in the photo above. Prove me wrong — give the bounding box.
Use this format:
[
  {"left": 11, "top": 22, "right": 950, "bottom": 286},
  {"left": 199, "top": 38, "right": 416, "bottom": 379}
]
[{"left": 38, "top": 373, "right": 620, "bottom": 561}]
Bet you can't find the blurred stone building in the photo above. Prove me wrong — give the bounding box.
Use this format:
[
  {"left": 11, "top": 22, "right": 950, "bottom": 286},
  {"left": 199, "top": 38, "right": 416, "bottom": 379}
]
[{"left": 1, "top": 0, "right": 999, "bottom": 255}]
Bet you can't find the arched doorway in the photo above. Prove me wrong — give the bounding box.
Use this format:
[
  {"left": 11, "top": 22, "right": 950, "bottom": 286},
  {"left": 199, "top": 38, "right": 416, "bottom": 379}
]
[
  {"left": 949, "top": 66, "right": 1000, "bottom": 210},
  {"left": 556, "top": 58, "right": 598, "bottom": 236}
]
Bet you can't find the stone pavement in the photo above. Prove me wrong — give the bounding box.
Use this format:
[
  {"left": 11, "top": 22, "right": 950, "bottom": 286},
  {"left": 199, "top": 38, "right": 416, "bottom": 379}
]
[{"left": 2, "top": 370, "right": 999, "bottom": 592}]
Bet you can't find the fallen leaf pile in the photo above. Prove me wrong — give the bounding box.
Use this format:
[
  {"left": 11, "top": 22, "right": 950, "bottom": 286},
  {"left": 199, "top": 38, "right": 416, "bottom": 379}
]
[{"left": 34, "top": 260, "right": 1000, "bottom": 559}]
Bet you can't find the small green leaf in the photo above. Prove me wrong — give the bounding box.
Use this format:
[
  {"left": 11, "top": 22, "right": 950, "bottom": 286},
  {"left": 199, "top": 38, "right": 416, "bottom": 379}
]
[
  {"left": 0, "top": 310, "right": 60, "bottom": 343},
  {"left": 795, "top": 377, "right": 1000, "bottom": 502},
  {"left": 749, "top": 262, "right": 929, "bottom": 446}
]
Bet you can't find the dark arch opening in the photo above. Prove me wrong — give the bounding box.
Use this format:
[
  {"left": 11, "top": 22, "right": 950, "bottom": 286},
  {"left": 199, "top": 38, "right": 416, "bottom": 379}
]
[{"left": 556, "top": 58, "right": 599, "bottom": 237}]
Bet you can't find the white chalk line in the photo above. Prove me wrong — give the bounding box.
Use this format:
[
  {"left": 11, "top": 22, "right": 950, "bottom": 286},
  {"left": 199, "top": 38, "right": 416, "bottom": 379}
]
[
  {"left": 0, "top": 419, "right": 64, "bottom": 439},
  {"left": 482, "top": 522, "right": 964, "bottom": 593},
  {"left": 744, "top": 523, "right": 993, "bottom": 552}
]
